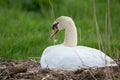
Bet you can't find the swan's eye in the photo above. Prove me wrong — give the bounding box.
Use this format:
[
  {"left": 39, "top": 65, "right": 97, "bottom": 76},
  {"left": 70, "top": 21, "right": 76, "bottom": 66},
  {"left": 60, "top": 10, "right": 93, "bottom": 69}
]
[{"left": 52, "top": 22, "right": 59, "bottom": 30}]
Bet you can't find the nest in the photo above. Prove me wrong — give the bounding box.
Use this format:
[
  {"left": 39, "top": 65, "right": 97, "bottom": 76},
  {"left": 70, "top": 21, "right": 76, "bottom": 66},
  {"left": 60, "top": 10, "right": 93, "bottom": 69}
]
[{"left": 0, "top": 59, "right": 120, "bottom": 80}]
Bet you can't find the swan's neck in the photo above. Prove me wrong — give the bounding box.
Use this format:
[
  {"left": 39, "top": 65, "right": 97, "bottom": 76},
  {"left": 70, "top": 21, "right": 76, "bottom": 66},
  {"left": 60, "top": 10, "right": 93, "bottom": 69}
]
[{"left": 63, "top": 21, "right": 77, "bottom": 47}]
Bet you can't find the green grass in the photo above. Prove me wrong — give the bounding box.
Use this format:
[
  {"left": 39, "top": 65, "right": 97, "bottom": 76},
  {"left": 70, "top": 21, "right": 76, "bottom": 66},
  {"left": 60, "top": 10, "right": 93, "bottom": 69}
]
[
  {"left": 0, "top": 8, "right": 52, "bottom": 60},
  {"left": 0, "top": 0, "right": 120, "bottom": 60}
]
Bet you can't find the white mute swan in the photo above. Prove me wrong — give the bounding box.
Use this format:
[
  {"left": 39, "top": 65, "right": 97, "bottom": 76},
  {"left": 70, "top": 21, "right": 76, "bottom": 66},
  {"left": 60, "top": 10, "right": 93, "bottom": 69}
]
[{"left": 40, "top": 16, "right": 117, "bottom": 70}]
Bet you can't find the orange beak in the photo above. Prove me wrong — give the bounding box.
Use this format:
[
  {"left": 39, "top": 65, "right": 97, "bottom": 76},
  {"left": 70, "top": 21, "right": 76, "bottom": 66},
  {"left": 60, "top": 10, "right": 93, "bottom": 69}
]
[{"left": 50, "top": 27, "right": 59, "bottom": 39}]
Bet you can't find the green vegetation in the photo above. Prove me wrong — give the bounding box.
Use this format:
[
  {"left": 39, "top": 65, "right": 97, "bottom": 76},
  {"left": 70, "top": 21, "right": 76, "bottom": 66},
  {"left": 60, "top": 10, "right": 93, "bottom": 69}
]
[{"left": 0, "top": 0, "right": 120, "bottom": 61}]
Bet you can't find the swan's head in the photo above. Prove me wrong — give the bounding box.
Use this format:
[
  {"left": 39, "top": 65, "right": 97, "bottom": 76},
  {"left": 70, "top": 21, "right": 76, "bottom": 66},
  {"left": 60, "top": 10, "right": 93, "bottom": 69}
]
[{"left": 50, "top": 16, "right": 73, "bottom": 38}]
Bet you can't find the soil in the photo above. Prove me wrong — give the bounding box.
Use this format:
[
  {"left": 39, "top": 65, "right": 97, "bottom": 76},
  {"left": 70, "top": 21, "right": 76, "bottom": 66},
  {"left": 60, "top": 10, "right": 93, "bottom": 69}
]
[{"left": 0, "top": 59, "right": 120, "bottom": 80}]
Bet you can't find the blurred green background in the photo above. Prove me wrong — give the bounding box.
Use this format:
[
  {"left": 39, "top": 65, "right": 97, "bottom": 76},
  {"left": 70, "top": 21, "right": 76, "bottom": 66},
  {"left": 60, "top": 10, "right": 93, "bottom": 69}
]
[{"left": 0, "top": 0, "right": 120, "bottom": 61}]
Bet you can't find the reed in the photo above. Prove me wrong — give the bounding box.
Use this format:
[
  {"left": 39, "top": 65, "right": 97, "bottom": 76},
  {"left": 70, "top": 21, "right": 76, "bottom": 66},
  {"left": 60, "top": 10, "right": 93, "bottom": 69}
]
[
  {"left": 93, "top": 0, "right": 119, "bottom": 79},
  {"left": 93, "top": 0, "right": 104, "bottom": 52}
]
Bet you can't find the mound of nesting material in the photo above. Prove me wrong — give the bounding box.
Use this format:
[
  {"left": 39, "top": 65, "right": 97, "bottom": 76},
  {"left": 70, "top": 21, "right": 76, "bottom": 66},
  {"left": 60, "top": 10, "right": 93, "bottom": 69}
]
[{"left": 0, "top": 59, "right": 120, "bottom": 80}]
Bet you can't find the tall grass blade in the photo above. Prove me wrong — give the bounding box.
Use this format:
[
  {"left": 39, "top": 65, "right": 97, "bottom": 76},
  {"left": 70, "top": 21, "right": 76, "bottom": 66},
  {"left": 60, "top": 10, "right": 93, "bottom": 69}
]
[
  {"left": 105, "top": 0, "right": 112, "bottom": 56},
  {"left": 49, "top": 0, "right": 57, "bottom": 45},
  {"left": 107, "top": 0, "right": 112, "bottom": 55},
  {"left": 93, "top": 0, "right": 104, "bottom": 52},
  {"left": 49, "top": 0, "right": 55, "bottom": 20}
]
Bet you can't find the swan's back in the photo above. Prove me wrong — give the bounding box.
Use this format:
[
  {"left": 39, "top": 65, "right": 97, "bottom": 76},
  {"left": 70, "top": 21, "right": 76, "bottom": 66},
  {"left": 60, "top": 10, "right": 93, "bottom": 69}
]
[{"left": 40, "top": 44, "right": 117, "bottom": 70}]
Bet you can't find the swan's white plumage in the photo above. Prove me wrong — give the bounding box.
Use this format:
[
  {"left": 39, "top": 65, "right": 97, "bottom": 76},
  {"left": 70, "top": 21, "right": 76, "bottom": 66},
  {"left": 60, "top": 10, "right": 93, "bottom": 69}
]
[
  {"left": 40, "top": 16, "right": 117, "bottom": 70},
  {"left": 41, "top": 44, "right": 117, "bottom": 70}
]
